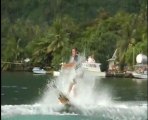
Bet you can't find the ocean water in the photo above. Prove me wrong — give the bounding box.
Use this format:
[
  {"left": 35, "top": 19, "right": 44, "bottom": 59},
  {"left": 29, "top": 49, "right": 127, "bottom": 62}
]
[{"left": 1, "top": 71, "right": 147, "bottom": 120}]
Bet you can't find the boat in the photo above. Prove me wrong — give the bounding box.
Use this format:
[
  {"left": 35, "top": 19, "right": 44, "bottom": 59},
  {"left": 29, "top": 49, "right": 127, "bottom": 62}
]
[
  {"left": 53, "top": 62, "right": 106, "bottom": 77},
  {"left": 53, "top": 71, "right": 60, "bottom": 76},
  {"left": 132, "top": 54, "right": 147, "bottom": 79},
  {"left": 82, "top": 62, "right": 106, "bottom": 77},
  {"left": 132, "top": 64, "right": 147, "bottom": 79},
  {"left": 132, "top": 71, "right": 147, "bottom": 79},
  {"left": 32, "top": 67, "right": 47, "bottom": 74}
]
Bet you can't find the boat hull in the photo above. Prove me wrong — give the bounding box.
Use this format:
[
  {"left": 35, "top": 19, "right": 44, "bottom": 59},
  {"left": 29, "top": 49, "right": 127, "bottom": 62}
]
[
  {"left": 53, "top": 71, "right": 60, "bottom": 76},
  {"left": 33, "top": 71, "right": 46, "bottom": 74},
  {"left": 83, "top": 69, "right": 106, "bottom": 77},
  {"left": 82, "top": 62, "right": 106, "bottom": 77},
  {"left": 32, "top": 67, "right": 47, "bottom": 74},
  {"left": 132, "top": 72, "right": 147, "bottom": 79}
]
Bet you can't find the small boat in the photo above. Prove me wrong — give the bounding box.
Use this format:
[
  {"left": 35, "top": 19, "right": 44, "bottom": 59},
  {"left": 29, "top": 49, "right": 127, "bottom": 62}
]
[
  {"left": 132, "top": 64, "right": 147, "bottom": 79},
  {"left": 53, "top": 71, "right": 60, "bottom": 76},
  {"left": 82, "top": 62, "right": 106, "bottom": 77},
  {"left": 132, "top": 54, "right": 147, "bottom": 79},
  {"left": 32, "top": 67, "right": 47, "bottom": 74},
  {"left": 132, "top": 71, "right": 147, "bottom": 79}
]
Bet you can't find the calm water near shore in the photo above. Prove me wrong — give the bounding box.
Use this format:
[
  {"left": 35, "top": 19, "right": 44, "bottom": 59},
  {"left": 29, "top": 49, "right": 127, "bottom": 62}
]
[{"left": 1, "top": 72, "right": 147, "bottom": 120}]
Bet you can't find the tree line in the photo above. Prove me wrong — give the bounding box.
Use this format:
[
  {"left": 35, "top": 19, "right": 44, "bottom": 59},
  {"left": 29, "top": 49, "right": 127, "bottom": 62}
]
[{"left": 1, "top": 0, "right": 147, "bottom": 71}]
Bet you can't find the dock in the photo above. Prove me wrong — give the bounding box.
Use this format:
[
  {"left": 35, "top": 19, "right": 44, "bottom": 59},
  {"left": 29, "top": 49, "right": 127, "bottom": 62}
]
[{"left": 106, "top": 71, "right": 133, "bottom": 78}]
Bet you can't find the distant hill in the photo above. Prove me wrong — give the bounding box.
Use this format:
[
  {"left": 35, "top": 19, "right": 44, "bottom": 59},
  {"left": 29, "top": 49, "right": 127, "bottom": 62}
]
[{"left": 2, "top": 0, "right": 141, "bottom": 24}]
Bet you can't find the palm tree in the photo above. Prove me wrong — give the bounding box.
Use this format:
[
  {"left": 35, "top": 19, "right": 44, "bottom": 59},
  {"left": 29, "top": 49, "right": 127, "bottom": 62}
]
[
  {"left": 115, "top": 12, "right": 138, "bottom": 70},
  {"left": 2, "top": 36, "right": 23, "bottom": 70},
  {"left": 116, "top": 7, "right": 147, "bottom": 70},
  {"left": 29, "top": 17, "right": 71, "bottom": 66}
]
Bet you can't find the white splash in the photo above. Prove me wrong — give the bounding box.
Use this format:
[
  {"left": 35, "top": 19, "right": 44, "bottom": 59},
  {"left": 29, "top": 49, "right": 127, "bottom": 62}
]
[{"left": 37, "top": 54, "right": 113, "bottom": 109}]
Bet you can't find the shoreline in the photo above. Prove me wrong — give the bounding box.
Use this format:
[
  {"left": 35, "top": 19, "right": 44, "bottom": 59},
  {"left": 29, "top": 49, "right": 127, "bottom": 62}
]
[{"left": 1, "top": 70, "right": 135, "bottom": 79}]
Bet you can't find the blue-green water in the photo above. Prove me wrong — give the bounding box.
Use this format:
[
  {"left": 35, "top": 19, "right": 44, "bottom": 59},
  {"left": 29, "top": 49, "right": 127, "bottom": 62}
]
[
  {"left": 2, "top": 115, "right": 102, "bottom": 120},
  {"left": 1, "top": 72, "right": 147, "bottom": 120}
]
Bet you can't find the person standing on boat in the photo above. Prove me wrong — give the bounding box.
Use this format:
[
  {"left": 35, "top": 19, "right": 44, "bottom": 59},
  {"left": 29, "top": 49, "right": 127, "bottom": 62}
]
[{"left": 87, "top": 55, "right": 95, "bottom": 63}]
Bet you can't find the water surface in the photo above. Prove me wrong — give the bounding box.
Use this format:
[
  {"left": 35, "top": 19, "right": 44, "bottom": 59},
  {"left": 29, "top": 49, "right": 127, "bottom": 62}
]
[{"left": 1, "top": 72, "right": 147, "bottom": 120}]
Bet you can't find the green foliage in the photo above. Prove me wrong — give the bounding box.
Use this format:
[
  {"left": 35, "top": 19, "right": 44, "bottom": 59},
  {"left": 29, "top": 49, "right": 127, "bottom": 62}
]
[
  {"left": 1, "top": 0, "right": 142, "bottom": 24},
  {"left": 116, "top": 7, "right": 147, "bottom": 70},
  {"left": 1, "top": 0, "right": 147, "bottom": 71}
]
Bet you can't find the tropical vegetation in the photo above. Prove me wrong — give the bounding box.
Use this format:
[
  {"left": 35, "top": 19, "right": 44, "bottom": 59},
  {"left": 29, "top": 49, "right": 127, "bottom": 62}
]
[{"left": 1, "top": 0, "right": 147, "bottom": 71}]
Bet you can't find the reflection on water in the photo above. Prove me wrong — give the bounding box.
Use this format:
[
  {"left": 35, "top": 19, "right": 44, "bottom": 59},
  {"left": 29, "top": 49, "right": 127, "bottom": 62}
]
[{"left": 132, "top": 78, "right": 147, "bottom": 84}]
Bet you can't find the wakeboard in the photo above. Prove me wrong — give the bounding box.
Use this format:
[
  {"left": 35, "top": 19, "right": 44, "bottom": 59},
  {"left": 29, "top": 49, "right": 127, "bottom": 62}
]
[
  {"left": 52, "top": 83, "right": 73, "bottom": 109},
  {"left": 58, "top": 94, "right": 81, "bottom": 114},
  {"left": 58, "top": 92, "right": 75, "bottom": 113},
  {"left": 58, "top": 93, "right": 70, "bottom": 105}
]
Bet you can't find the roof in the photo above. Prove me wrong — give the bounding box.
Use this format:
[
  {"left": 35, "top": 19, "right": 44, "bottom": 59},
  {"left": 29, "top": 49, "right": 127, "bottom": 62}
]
[
  {"left": 107, "top": 58, "right": 116, "bottom": 61},
  {"left": 107, "top": 49, "right": 117, "bottom": 61}
]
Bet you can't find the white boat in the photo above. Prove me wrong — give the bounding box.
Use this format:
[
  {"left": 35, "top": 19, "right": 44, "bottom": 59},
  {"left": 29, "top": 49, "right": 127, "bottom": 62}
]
[
  {"left": 132, "top": 71, "right": 147, "bottom": 79},
  {"left": 82, "top": 62, "right": 106, "bottom": 77},
  {"left": 53, "top": 71, "right": 60, "bottom": 76},
  {"left": 53, "top": 62, "right": 106, "bottom": 77},
  {"left": 132, "top": 54, "right": 147, "bottom": 79},
  {"left": 32, "top": 67, "right": 47, "bottom": 74}
]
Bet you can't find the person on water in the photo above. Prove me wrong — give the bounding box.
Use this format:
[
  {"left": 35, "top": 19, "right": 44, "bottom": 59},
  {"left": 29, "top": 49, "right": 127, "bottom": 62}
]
[
  {"left": 62, "top": 48, "right": 79, "bottom": 69},
  {"left": 61, "top": 48, "right": 79, "bottom": 97},
  {"left": 87, "top": 55, "right": 95, "bottom": 63}
]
